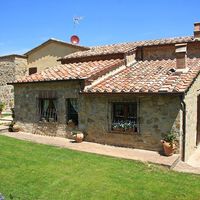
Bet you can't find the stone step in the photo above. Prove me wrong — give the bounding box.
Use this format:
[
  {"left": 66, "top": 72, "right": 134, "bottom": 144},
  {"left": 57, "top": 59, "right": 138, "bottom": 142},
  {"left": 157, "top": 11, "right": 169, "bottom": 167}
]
[
  {"left": 170, "top": 156, "right": 181, "bottom": 169},
  {"left": 0, "top": 118, "right": 12, "bottom": 121},
  {"left": 0, "top": 126, "right": 8, "bottom": 133}
]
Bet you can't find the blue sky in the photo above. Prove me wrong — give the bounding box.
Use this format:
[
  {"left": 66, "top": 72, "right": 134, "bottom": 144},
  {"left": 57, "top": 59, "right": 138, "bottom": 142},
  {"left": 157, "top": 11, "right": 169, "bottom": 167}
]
[{"left": 0, "top": 0, "right": 200, "bottom": 55}]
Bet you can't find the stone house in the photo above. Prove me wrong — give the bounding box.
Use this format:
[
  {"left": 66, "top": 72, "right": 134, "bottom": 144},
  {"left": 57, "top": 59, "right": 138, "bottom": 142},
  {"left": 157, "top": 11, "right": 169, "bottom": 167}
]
[
  {"left": 0, "top": 39, "right": 88, "bottom": 109},
  {"left": 11, "top": 23, "right": 200, "bottom": 161}
]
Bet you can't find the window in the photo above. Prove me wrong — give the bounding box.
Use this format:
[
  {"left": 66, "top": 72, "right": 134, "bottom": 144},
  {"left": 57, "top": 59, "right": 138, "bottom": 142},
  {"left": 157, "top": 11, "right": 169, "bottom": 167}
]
[
  {"left": 112, "top": 102, "right": 137, "bottom": 132},
  {"left": 39, "top": 98, "right": 57, "bottom": 122},
  {"left": 29, "top": 67, "right": 37, "bottom": 75},
  {"left": 67, "top": 98, "right": 78, "bottom": 125}
]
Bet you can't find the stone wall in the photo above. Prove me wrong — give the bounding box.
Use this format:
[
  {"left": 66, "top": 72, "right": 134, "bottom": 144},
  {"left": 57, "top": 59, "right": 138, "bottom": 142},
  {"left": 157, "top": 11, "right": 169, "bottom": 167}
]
[
  {"left": 14, "top": 81, "right": 181, "bottom": 152},
  {"left": 14, "top": 57, "right": 28, "bottom": 80},
  {"left": 0, "top": 57, "right": 15, "bottom": 85},
  {"left": 0, "top": 56, "right": 27, "bottom": 110},
  {"left": 184, "top": 73, "right": 200, "bottom": 161},
  {"left": 142, "top": 45, "right": 176, "bottom": 60},
  {"left": 79, "top": 95, "right": 181, "bottom": 151},
  {"left": 187, "top": 42, "right": 200, "bottom": 58},
  {"left": 140, "top": 42, "right": 200, "bottom": 61},
  {"left": 14, "top": 81, "right": 81, "bottom": 136}
]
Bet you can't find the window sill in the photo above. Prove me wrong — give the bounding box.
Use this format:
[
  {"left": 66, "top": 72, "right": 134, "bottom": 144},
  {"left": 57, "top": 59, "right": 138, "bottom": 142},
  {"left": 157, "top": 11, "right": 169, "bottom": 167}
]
[
  {"left": 38, "top": 120, "right": 58, "bottom": 124},
  {"left": 110, "top": 129, "right": 138, "bottom": 135}
]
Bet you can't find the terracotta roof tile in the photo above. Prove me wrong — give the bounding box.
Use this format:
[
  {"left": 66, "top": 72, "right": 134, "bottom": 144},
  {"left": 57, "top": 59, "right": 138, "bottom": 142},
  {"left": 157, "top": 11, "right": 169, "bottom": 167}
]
[
  {"left": 61, "top": 36, "right": 193, "bottom": 60},
  {"left": 14, "top": 59, "right": 125, "bottom": 83},
  {"left": 84, "top": 58, "right": 200, "bottom": 93}
]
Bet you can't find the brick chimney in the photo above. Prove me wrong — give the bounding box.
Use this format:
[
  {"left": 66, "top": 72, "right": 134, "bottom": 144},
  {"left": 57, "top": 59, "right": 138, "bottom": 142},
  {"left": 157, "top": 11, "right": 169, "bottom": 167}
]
[
  {"left": 194, "top": 22, "right": 200, "bottom": 39},
  {"left": 175, "top": 43, "right": 187, "bottom": 69}
]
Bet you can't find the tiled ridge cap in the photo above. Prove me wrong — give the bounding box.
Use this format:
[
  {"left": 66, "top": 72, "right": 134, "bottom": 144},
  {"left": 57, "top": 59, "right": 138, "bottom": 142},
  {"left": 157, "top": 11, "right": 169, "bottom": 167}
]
[
  {"left": 90, "top": 36, "right": 193, "bottom": 48},
  {"left": 86, "top": 59, "right": 125, "bottom": 84},
  {"left": 84, "top": 62, "right": 128, "bottom": 90},
  {"left": 60, "top": 52, "right": 125, "bottom": 64}
]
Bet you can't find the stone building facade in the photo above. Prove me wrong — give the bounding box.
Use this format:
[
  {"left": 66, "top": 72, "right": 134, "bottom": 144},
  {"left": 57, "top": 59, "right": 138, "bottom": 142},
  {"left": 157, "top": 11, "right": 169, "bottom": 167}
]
[
  {"left": 0, "top": 55, "right": 27, "bottom": 109},
  {"left": 11, "top": 23, "right": 200, "bottom": 161},
  {"left": 14, "top": 82, "right": 181, "bottom": 152}
]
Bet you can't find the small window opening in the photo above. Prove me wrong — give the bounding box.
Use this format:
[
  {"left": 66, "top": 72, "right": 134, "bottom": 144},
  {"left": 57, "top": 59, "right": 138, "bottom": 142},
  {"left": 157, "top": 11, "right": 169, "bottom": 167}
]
[{"left": 29, "top": 67, "right": 37, "bottom": 75}]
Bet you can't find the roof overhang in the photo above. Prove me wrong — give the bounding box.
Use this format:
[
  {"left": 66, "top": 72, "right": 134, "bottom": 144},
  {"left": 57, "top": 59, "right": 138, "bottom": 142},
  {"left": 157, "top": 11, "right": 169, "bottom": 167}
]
[
  {"left": 0, "top": 54, "right": 27, "bottom": 59},
  {"left": 8, "top": 78, "right": 85, "bottom": 85},
  {"left": 80, "top": 91, "right": 184, "bottom": 96}
]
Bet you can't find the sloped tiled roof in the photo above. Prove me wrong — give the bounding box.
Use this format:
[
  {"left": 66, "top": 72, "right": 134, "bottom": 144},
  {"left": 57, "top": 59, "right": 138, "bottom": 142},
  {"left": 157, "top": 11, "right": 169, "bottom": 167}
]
[
  {"left": 14, "top": 59, "right": 124, "bottom": 83},
  {"left": 84, "top": 58, "right": 200, "bottom": 93},
  {"left": 12, "top": 35, "right": 200, "bottom": 94},
  {"left": 61, "top": 36, "right": 193, "bottom": 60}
]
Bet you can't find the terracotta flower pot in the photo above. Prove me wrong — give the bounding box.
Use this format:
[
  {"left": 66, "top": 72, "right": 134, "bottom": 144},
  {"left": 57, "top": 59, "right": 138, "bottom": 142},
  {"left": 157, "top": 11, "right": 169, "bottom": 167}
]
[
  {"left": 74, "top": 133, "right": 84, "bottom": 143},
  {"left": 161, "top": 140, "right": 176, "bottom": 156},
  {"left": 12, "top": 124, "right": 20, "bottom": 132}
]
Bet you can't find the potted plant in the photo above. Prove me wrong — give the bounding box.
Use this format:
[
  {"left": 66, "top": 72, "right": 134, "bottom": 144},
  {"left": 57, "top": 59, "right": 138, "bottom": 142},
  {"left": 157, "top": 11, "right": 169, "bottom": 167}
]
[
  {"left": 112, "top": 121, "right": 122, "bottom": 131},
  {"left": 112, "top": 121, "right": 136, "bottom": 133},
  {"left": 161, "top": 132, "right": 176, "bottom": 156},
  {"left": 71, "top": 131, "right": 84, "bottom": 143},
  {"left": 124, "top": 121, "right": 134, "bottom": 132},
  {"left": 0, "top": 102, "right": 5, "bottom": 116},
  {"left": 8, "top": 121, "right": 20, "bottom": 132}
]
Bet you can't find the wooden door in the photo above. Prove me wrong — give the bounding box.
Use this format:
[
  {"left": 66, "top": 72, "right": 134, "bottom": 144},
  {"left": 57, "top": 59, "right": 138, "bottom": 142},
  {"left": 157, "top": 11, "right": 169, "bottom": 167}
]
[{"left": 197, "top": 95, "right": 200, "bottom": 145}]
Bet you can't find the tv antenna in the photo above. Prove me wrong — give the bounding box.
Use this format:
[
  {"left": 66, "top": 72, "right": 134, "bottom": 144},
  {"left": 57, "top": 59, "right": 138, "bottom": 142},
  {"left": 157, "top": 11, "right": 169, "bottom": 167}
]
[{"left": 70, "top": 16, "right": 84, "bottom": 44}]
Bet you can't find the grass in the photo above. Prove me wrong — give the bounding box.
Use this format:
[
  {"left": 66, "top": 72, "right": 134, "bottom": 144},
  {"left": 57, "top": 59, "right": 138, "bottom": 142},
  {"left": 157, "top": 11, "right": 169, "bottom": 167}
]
[{"left": 0, "top": 135, "right": 200, "bottom": 200}]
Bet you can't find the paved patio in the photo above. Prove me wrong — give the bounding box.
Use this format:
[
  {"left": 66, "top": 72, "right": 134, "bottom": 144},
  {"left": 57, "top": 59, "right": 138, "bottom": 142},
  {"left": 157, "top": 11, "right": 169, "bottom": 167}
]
[
  {"left": 0, "top": 131, "right": 200, "bottom": 174},
  {"left": 0, "top": 131, "right": 179, "bottom": 166},
  {"left": 173, "top": 146, "right": 200, "bottom": 174}
]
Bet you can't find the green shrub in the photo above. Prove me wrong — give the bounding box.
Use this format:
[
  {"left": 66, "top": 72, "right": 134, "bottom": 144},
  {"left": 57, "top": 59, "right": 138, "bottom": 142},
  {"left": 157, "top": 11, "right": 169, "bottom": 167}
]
[
  {"left": 163, "top": 132, "right": 176, "bottom": 145},
  {"left": 0, "top": 102, "right": 5, "bottom": 112}
]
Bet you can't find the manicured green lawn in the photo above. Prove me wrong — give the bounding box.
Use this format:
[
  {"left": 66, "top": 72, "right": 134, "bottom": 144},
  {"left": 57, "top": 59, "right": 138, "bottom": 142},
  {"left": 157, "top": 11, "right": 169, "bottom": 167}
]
[{"left": 0, "top": 135, "right": 200, "bottom": 200}]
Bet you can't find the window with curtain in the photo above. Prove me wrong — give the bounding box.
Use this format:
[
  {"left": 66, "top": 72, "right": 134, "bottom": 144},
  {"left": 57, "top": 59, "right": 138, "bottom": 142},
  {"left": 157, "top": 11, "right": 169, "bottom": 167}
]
[
  {"left": 39, "top": 98, "right": 57, "bottom": 122},
  {"left": 67, "top": 98, "right": 78, "bottom": 125}
]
